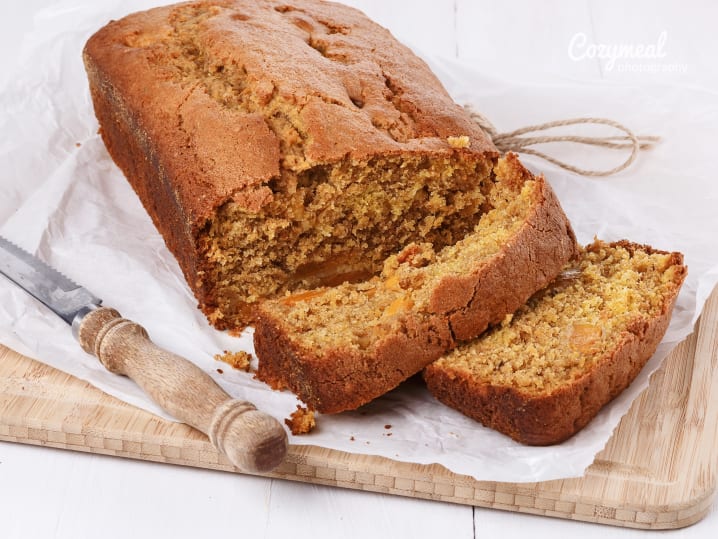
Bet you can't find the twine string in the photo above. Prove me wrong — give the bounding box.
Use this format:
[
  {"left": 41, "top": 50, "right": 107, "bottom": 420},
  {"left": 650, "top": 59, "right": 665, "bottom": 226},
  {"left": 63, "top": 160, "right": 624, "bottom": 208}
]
[{"left": 465, "top": 106, "right": 660, "bottom": 177}]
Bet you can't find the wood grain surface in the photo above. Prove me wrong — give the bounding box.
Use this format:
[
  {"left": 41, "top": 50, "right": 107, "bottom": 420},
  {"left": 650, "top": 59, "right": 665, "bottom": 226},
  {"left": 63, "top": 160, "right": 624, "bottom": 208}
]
[{"left": 0, "top": 287, "right": 716, "bottom": 530}]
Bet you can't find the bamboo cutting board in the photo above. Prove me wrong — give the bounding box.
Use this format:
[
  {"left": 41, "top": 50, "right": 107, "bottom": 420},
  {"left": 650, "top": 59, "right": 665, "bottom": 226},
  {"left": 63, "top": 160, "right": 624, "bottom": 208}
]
[{"left": 1, "top": 287, "right": 716, "bottom": 530}]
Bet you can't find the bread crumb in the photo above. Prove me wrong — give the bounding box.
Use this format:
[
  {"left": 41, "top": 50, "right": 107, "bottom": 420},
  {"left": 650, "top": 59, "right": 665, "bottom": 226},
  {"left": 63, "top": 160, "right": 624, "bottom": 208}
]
[
  {"left": 214, "top": 350, "right": 252, "bottom": 372},
  {"left": 447, "top": 135, "right": 471, "bottom": 149},
  {"left": 285, "top": 405, "right": 316, "bottom": 435}
]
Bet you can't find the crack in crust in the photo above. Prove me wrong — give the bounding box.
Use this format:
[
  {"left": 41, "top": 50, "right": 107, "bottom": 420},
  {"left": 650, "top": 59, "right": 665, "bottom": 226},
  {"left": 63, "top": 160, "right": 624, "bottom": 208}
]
[
  {"left": 143, "top": 3, "right": 434, "bottom": 160},
  {"left": 162, "top": 4, "right": 309, "bottom": 170}
]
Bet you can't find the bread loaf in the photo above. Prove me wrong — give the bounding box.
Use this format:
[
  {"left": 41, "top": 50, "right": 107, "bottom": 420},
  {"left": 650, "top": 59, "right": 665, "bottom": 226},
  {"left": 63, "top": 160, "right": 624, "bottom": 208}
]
[{"left": 83, "top": 0, "right": 499, "bottom": 329}]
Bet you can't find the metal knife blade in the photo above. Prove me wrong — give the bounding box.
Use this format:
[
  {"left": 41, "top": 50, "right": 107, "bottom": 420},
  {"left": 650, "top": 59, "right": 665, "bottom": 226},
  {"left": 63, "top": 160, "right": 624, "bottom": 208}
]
[
  {"left": 0, "top": 234, "right": 287, "bottom": 472},
  {"left": 0, "top": 236, "right": 101, "bottom": 325}
]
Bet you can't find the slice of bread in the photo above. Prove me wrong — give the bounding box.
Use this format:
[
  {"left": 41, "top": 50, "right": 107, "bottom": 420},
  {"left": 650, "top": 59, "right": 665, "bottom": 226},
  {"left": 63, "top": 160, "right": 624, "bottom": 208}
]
[
  {"left": 253, "top": 154, "right": 578, "bottom": 413},
  {"left": 423, "top": 240, "right": 687, "bottom": 445}
]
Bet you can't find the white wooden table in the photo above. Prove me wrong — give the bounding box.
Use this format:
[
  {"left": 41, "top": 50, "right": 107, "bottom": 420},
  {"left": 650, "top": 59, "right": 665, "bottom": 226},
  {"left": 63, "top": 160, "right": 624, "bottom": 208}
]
[{"left": 1, "top": 1, "right": 716, "bottom": 537}]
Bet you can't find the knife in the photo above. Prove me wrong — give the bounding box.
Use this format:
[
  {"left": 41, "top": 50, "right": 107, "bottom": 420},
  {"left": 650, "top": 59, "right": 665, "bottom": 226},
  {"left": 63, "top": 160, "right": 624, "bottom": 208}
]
[{"left": 0, "top": 235, "right": 287, "bottom": 473}]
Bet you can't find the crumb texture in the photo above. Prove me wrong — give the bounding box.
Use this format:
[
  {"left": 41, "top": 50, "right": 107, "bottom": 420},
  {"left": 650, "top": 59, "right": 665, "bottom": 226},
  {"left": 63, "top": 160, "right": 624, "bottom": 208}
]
[{"left": 262, "top": 164, "right": 540, "bottom": 354}]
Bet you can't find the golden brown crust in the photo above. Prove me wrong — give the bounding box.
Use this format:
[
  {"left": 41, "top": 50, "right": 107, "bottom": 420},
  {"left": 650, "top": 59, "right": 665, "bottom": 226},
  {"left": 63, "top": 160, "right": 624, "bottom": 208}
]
[
  {"left": 82, "top": 0, "right": 497, "bottom": 328},
  {"left": 422, "top": 243, "right": 687, "bottom": 445},
  {"left": 254, "top": 311, "right": 456, "bottom": 413},
  {"left": 84, "top": 0, "right": 496, "bottom": 223},
  {"left": 254, "top": 156, "right": 579, "bottom": 413}
]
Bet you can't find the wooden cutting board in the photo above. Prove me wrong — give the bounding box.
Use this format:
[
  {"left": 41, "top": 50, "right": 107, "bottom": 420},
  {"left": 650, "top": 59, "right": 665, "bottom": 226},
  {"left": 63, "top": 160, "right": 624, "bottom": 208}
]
[{"left": 1, "top": 287, "right": 716, "bottom": 530}]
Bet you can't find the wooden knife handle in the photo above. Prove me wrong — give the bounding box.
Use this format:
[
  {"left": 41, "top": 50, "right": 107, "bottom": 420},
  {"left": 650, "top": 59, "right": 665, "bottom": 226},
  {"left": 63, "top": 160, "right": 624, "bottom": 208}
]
[{"left": 75, "top": 307, "right": 287, "bottom": 473}]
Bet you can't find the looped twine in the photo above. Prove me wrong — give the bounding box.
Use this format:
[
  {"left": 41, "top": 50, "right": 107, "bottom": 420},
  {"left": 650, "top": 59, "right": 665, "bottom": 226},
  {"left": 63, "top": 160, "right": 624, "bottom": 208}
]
[{"left": 464, "top": 105, "right": 660, "bottom": 177}]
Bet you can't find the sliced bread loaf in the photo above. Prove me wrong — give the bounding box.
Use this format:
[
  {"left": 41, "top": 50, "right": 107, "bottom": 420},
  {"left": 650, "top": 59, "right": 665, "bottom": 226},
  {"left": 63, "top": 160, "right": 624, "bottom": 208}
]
[
  {"left": 423, "top": 240, "right": 687, "bottom": 445},
  {"left": 83, "top": 0, "right": 499, "bottom": 330},
  {"left": 253, "top": 154, "right": 578, "bottom": 413}
]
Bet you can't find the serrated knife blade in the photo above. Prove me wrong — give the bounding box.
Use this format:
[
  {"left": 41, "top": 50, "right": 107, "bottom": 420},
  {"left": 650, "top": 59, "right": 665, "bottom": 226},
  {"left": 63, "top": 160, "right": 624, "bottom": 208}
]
[
  {"left": 0, "top": 234, "right": 287, "bottom": 472},
  {"left": 0, "top": 236, "right": 101, "bottom": 326}
]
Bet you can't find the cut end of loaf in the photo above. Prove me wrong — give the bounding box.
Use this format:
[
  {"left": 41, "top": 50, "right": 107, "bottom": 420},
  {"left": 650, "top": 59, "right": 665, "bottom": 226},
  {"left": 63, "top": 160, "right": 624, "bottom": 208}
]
[{"left": 199, "top": 152, "right": 494, "bottom": 329}]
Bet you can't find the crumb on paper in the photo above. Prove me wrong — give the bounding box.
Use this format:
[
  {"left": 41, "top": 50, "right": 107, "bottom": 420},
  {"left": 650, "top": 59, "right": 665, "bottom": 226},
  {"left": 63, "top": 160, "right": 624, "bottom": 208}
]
[
  {"left": 384, "top": 424, "right": 392, "bottom": 429},
  {"left": 216, "top": 368, "right": 224, "bottom": 374},
  {"left": 214, "top": 350, "right": 252, "bottom": 372},
  {"left": 285, "top": 405, "right": 316, "bottom": 435},
  {"left": 75, "top": 142, "right": 81, "bottom": 148},
  {"left": 350, "top": 436, "right": 355, "bottom": 441},
  {"left": 447, "top": 135, "right": 471, "bottom": 149}
]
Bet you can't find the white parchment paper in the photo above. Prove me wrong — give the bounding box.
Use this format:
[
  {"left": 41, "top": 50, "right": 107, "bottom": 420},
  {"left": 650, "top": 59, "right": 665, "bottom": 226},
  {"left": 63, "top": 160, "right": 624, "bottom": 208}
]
[{"left": 1, "top": 0, "right": 717, "bottom": 483}]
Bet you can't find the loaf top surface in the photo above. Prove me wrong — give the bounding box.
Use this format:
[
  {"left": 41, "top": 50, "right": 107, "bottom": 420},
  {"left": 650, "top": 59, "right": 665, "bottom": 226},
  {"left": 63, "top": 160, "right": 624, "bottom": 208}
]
[{"left": 83, "top": 0, "right": 495, "bottom": 226}]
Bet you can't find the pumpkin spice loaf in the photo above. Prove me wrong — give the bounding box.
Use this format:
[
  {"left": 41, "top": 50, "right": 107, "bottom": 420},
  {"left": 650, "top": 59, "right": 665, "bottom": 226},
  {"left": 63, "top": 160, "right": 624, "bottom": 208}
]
[
  {"left": 253, "top": 154, "right": 578, "bottom": 413},
  {"left": 83, "top": 0, "right": 500, "bottom": 329},
  {"left": 423, "top": 240, "right": 687, "bottom": 445}
]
